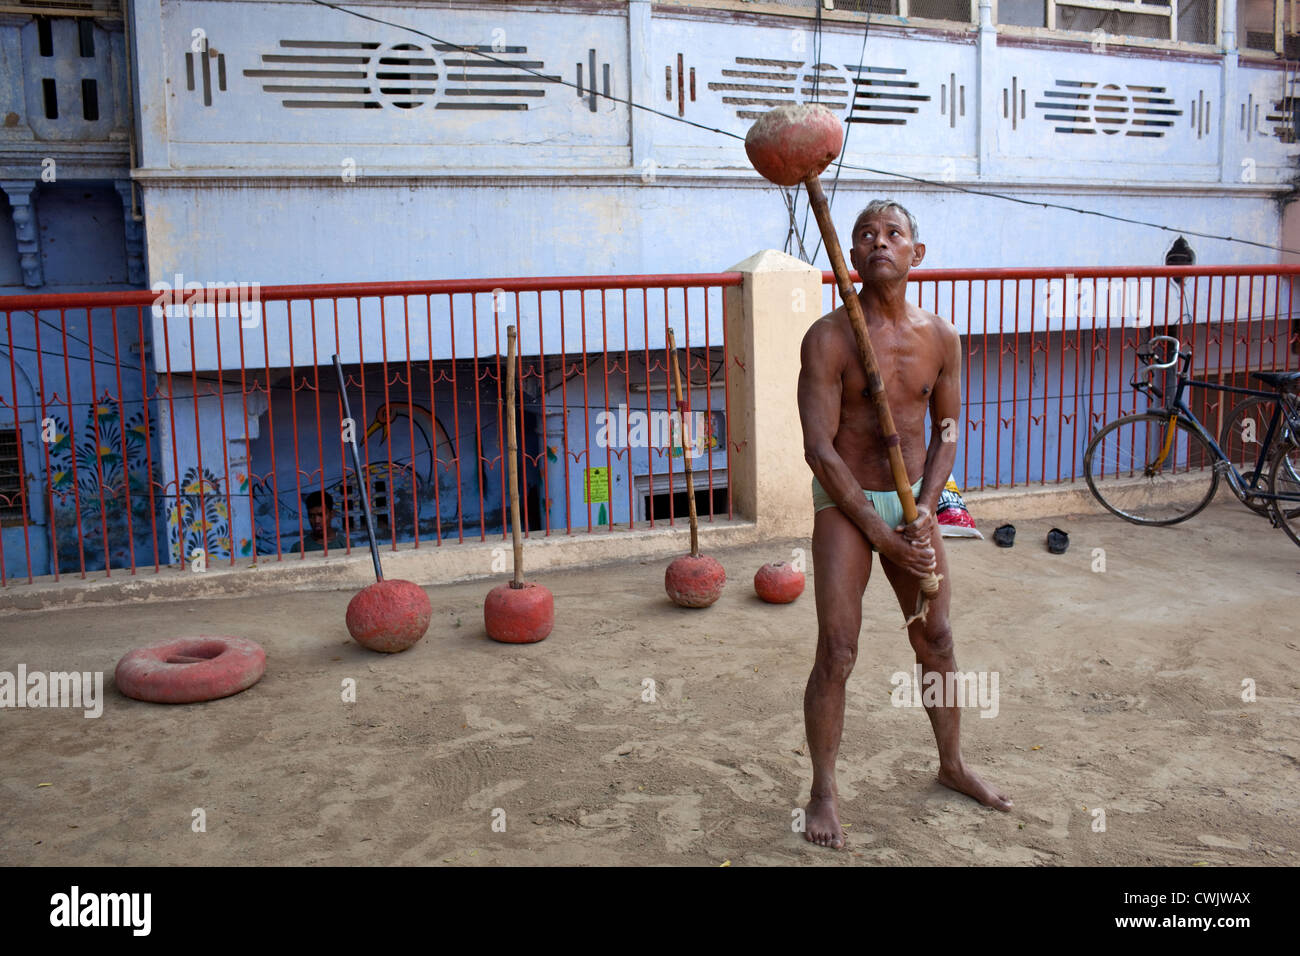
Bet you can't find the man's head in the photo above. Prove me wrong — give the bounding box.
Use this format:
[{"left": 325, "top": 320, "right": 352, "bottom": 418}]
[
  {"left": 304, "top": 490, "right": 335, "bottom": 539},
  {"left": 848, "top": 200, "right": 925, "bottom": 281}
]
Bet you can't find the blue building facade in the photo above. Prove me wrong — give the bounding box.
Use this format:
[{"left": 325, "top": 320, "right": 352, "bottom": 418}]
[{"left": 1, "top": 3, "right": 152, "bottom": 577}]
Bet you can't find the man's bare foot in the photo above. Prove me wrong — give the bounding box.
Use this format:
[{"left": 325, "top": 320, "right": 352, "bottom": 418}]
[
  {"left": 937, "top": 762, "right": 1013, "bottom": 811},
  {"left": 804, "top": 794, "right": 845, "bottom": 848}
]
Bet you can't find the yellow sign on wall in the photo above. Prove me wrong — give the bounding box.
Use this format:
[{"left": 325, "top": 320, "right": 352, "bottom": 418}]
[{"left": 585, "top": 467, "right": 610, "bottom": 503}]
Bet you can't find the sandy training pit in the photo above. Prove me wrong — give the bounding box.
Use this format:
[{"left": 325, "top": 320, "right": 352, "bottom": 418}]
[{"left": 1, "top": 497, "right": 1297, "bottom": 866}]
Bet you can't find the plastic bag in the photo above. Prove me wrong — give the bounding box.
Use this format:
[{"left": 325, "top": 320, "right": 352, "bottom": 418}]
[{"left": 936, "top": 476, "right": 983, "bottom": 539}]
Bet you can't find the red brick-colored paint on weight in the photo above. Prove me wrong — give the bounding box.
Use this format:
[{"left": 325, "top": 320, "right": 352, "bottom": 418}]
[
  {"left": 754, "top": 561, "right": 805, "bottom": 604},
  {"left": 115, "top": 636, "right": 266, "bottom": 704},
  {"left": 664, "top": 553, "right": 725, "bottom": 608},
  {"left": 484, "top": 581, "right": 554, "bottom": 644},
  {"left": 346, "top": 579, "right": 432, "bottom": 653}
]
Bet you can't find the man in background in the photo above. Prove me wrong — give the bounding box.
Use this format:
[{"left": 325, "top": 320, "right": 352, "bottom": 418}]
[{"left": 295, "top": 489, "right": 345, "bottom": 554}]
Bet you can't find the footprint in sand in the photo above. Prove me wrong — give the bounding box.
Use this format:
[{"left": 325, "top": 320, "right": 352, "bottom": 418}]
[
  {"left": 673, "top": 754, "right": 780, "bottom": 802},
  {"left": 943, "top": 831, "right": 1054, "bottom": 864},
  {"left": 465, "top": 778, "right": 528, "bottom": 812},
  {"left": 1197, "top": 833, "right": 1252, "bottom": 850},
  {"left": 615, "top": 790, "right": 705, "bottom": 854}
]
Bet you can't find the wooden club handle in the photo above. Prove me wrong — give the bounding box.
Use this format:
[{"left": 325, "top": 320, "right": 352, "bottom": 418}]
[
  {"left": 667, "top": 328, "right": 700, "bottom": 557},
  {"left": 505, "top": 325, "right": 524, "bottom": 587}
]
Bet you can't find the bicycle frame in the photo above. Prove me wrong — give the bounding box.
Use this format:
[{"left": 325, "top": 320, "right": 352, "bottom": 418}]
[{"left": 1133, "top": 350, "right": 1295, "bottom": 504}]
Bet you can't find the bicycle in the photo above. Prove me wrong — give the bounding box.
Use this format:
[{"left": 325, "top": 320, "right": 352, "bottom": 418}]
[
  {"left": 1218, "top": 386, "right": 1299, "bottom": 515},
  {"left": 1083, "top": 335, "right": 1300, "bottom": 546}
]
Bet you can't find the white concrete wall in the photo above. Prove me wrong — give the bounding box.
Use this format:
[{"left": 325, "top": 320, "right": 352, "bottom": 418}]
[{"left": 131, "top": 0, "right": 1295, "bottom": 314}]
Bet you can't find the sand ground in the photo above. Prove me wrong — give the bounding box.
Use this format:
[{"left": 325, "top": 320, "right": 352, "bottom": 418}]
[{"left": 1, "top": 496, "right": 1297, "bottom": 866}]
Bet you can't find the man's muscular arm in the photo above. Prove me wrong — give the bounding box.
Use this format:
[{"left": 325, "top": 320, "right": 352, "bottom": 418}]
[
  {"left": 904, "top": 320, "right": 961, "bottom": 546},
  {"left": 798, "top": 321, "right": 898, "bottom": 551}
]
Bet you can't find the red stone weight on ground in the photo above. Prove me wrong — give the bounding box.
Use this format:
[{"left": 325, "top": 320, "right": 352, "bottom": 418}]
[
  {"left": 754, "top": 561, "right": 805, "bottom": 604},
  {"left": 744, "top": 103, "right": 844, "bottom": 187},
  {"left": 346, "top": 579, "right": 433, "bottom": 653},
  {"left": 115, "top": 636, "right": 266, "bottom": 704},
  {"left": 665, "top": 553, "right": 726, "bottom": 608},
  {"left": 484, "top": 581, "right": 554, "bottom": 644}
]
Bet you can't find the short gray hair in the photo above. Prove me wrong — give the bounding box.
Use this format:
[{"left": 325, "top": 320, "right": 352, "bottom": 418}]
[{"left": 853, "top": 200, "right": 919, "bottom": 243}]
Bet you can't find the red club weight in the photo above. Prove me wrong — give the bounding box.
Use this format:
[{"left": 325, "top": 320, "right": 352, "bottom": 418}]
[
  {"left": 754, "top": 561, "right": 805, "bottom": 604},
  {"left": 346, "top": 579, "right": 433, "bottom": 653},
  {"left": 662, "top": 328, "right": 725, "bottom": 609},
  {"left": 485, "top": 325, "right": 554, "bottom": 644}
]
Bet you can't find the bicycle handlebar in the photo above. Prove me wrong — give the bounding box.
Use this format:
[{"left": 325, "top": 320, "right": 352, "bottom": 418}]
[
  {"left": 1131, "top": 335, "right": 1191, "bottom": 399},
  {"left": 1136, "top": 334, "right": 1188, "bottom": 371}
]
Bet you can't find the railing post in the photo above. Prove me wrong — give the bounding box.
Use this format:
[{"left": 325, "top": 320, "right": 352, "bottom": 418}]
[{"left": 724, "top": 250, "right": 820, "bottom": 539}]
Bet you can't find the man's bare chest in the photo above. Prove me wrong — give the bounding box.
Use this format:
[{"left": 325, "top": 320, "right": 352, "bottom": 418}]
[{"left": 837, "top": 328, "right": 941, "bottom": 414}]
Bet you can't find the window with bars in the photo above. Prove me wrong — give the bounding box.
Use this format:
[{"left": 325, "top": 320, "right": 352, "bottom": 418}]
[
  {"left": 0, "top": 429, "right": 25, "bottom": 527},
  {"left": 770, "top": 0, "right": 979, "bottom": 24},
  {"left": 1240, "top": 0, "right": 1300, "bottom": 55},
  {"left": 0, "top": 1, "right": 121, "bottom": 16},
  {"left": 724, "top": 0, "right": 1232, "bottom": 40},
  {"left": 997, "top": 0, "right": 1218, "bottom": 44}
]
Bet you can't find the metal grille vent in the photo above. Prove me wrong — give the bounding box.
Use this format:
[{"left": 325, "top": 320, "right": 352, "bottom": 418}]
[
  {"left": 1036, "top": 80, "right": 1181, "bottom": 137},
  {"left": 711, "top": 58, "right": 929, "bottom": 125},
  {"left": 1264, "top": 65, "right": 1300, "bottom": 143},
  {"left": 1243, "top": 90, "right": 1299, "bottom": 144},
  {"left": 1264, "top": 98, "right": 1296, "bottom": 143},
  {"left": 1190, "top": 89, "right": 1212, "bottom": 139},
  {"left": 709, "top": 58, "right": 849, "bottom": 121},
  {"left": 1240, "top": 63, "right": 1300, "bottom": 145},
  {"left": 376, "top": 43, "right": 438, "bottom": 110},
  {"left": 244, "top": 39, "right": 559, "bottom": 112},
  {"left": 848, "top": 64, "right": 930, "bottom": 126}
]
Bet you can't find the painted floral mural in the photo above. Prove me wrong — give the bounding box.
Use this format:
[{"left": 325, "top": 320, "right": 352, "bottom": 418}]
[{"left": 46, "top": 398, "right": 164, "bottom": 574}]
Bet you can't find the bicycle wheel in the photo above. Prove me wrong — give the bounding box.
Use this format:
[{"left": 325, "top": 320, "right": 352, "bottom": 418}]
[
  {"left": 1266, "top": 439, "right": 1300, "bottom": 547},
  {"left": 1084, "top": 412, "right": 1220, "bottom": 525},
  {"left": 1218, "top": 396, "right": 1279, "bottom": 515}
]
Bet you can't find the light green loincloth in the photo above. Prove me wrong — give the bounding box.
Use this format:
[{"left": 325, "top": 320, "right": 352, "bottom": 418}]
[{"left": 812, "top": 475, "right": 924, "bottom": 552}]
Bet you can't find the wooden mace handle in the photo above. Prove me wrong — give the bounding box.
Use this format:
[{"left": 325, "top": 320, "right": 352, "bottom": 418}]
[
  {"left": 802, "top": 172, "right": 940, "bottom": 599},
  {"left": 505, "top": 326, "right": 524, "bottom": 588},
  {"left": 666, "top": 328, "right": 700, "bottom": 557}
]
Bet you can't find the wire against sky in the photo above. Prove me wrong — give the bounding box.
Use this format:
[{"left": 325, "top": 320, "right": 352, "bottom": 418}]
[{"left": 807, "top": 3, "right": 873, "bottom": 263}]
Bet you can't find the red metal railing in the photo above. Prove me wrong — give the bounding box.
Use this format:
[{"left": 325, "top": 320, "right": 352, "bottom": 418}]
[
  {"left": 826, "top": 264, "right": 1300, "bottom": 491},
  {"left": 0, "top": 274, "right": 737, "bottom": 584},
  {"left": 3, "top": 264, "right": 1296, "bottom": 585}
]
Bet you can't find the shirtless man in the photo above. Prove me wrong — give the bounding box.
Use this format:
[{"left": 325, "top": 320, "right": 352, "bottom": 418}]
[{"left": 798, "top": 200, "right": 1012, "bottom": 849}]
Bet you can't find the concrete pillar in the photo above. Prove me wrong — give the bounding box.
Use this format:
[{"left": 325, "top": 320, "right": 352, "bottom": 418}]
[
  {"left": 0, "top": 13, "right": 34, "bottom": 142},
  {"left": 128, "top": 0, "right": 168, "bottom": 171},
  {"left": 724, "top": 249, "right": 820, "bottom": 540},
  {"left": 627, "top": 0, "right": 654, "bottom": 173},
  {"left": 975, "top": 0, "right": 998, "bottom": 180},
  {"left": 0, "top": 179, "right": 42, "bottom": 286},
  {"left": 1220, "top": 0, "right": 1241, "bottom": 185}
]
